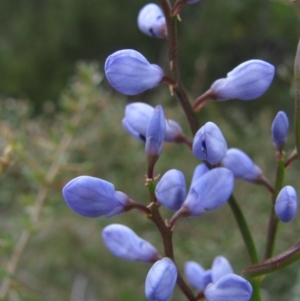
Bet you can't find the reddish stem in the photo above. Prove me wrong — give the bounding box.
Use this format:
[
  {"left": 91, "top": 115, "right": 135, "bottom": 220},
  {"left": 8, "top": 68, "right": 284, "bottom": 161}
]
[{"left": 193, "top": 89, "right": 217, "bottom": 112}]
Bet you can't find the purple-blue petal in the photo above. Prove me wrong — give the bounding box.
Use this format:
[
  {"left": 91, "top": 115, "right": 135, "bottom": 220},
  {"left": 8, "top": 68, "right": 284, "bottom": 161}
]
[
  {"left": 275, "top": 185, "right": 298, "bottom": 222},
  {"left": 189, "top": 163, "right": 209, "bottom": 193},
  {"left": 184, "top": 261, "right": 206, "bottom": 291},
  {"left": 62, "top": 176, "right": 121, "bottom": 218},
  {"left": 123, "top": 102, "right": 182, "bottom": 144},
  {"left": 122, "top": 102, "right": 154, "bottom": 141},
  {"left": 183, "top": 168, "right": 234, "bottom": 216},
  {"left": 105, "top": 49, "right": 163, "bottom": 95},
  {"left": 102, "top": 224, "right": 159, "bottom": 262},
  {"left": 105, "top": 49, "right": 147, "bottom": 68},
  {"left": 211, "top": 59, "right": 275, "bottom": 101},
  {"left": 204, "top": 274, "right": 252, "bottom": 301},
  {"left": 155, "top": 169, "right": 186, "bottom": 211},
  {"left": 105, "top": 191, "right": 129, "bottom": 218},
  {"left": 145, "top": 258, "right": 177, "bottom": 301},
  {"left": 138, "top": 3, "right": 166, "bottom": 38},
  {"left": 203, "top": 269, "right": 213, "bottom": 287},
  {"left": 221, "top": 148, "right": 262, "bottom": 182},
  {"left": 165, "top": 119, "right": 183, "bottom": 142},
  {"left": 211, "top": 256, "right": 233, "bottom": 283},
  {"left": 272, "top": 111, "right": 289, "bottom": 150},
  {"left": 193, "top": 122, "right": 227, "bottom": 165},
  {"left": 145, "top": 105, "right": 166, "bottom": 156}
]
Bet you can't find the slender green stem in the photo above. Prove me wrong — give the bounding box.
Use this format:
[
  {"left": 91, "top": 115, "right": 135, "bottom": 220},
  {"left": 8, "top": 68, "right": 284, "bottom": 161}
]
[
  {"left": 294, "top": 39, "right": 300, "bottom": 164},
  {"left": 228, "top": 196, "right": 259, "bottom": 265},
  {"left": 228, "top": 196, "right": 262, "bottom": 300},
  {"left": 264, "top": 152, "right": 285, "bottom": 259},
  {"left": 250, "top": 278, "right": 262, "bottom": 301},
  {"left": 244, "top": 241, "right": 300, "bottom": 277}
]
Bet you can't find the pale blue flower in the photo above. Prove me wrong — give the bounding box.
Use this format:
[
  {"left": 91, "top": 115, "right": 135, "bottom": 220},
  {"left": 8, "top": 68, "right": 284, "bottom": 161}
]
[
  {"left": 204, "top": 274, "right": 252, "bottom": 301},
  {"left": 122, "top": 102, "right": 154, "bottom": 141},
  {"left": 222, "top": 148, "right": 262, "bottom": 182},
  {"left": 105, "top": 49, "right": 164, "bottom": 95},
  {"left": 145, "top": 105, "right": 166, "bottom": 156},
  {"left": 193, "top": 122, "right": 227, "bottom": 165},
  {"left": 62, "top": 176, "right": 128, "bottom": 218},
  {"left": 211, "top": 60, "right": 275, "bottom": 101},
  {"left": 102, "top": 224, "right": 159, "bottom": 262},
  {"left": 138, "top": 3, "right": 166, "bottom": 38},
  {"left": 211, "top": 256, "right": 234, "bottom": 283},
  {"left": 145, "top": 258, "right": 177, "bottom": 301},
  {"left": 182, "top": 168, "right": 234, "bottom": 217},
  {"left": 272, "top": 111, "right": 289, "bottom": 150},
  {"left": 184, "top": 261, "right": 207, "bottom": 291},
  {"left": 155, "top": 169, "right": 186, "bottom": 211},
  {"left": 122, "top": 102, "right": 183, "bottom": 142},
  {"left": 189, "top": 163, "right": 209, "bottom": 193},
  {"left": 165, "top": 119, "right": 183, "bottom": 142},
  {"left": 275, "top": 186, "right": 298, "bottom": 222}
]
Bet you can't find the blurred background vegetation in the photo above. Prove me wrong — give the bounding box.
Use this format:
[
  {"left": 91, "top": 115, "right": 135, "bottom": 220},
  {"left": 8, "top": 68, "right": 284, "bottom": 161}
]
[
  {"left": 0, "top": 0, "right": 299, "bottom": 115},
  {"left": 1, "top": 0, "right": 300, "bottom": 301}
]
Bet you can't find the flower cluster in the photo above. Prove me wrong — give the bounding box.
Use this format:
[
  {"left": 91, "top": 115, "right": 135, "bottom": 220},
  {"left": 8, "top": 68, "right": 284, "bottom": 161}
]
[
  {"left": 185, "top": 256, "right": 252, "bottom": 301},
  {"left": 100, "top": 223, "right": 253, "bottom": 301},
  {"left": 61, "top": 1, "right": 300, "bottom": 301}
]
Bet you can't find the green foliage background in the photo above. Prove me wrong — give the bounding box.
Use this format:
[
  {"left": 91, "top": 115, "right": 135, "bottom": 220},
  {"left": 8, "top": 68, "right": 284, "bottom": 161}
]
[
  {"left": 0, "top": 0, "right": 299, "bottom": 114},
  {"left": 1, "top": 1, "right": 300, "bottom": 301}
]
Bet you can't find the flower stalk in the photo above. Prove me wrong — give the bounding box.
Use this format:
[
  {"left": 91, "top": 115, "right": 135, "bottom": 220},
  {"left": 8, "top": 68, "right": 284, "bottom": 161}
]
[
  {"left": 264, "top": 152, "right": 286, "bottom": 259},
  {"left": 294, "top": 39, "right": 300, "bottom": 164},
  {"left": 157, "top": 0, "right": 199, "bottom": 136}
]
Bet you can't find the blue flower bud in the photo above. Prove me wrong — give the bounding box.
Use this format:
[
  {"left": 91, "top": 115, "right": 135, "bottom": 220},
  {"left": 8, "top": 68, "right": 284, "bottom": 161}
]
[
  {"left": 203, "top": 269, "right": 213, "bottom": 287},
  {"left": 189, "top": 164, "right": 209, "bottom": 193},
  {"left": 184, "top": 261, "right": 206, "bottom": 291},
  {"left": 155, "top": 169, "right": 186, "bottom": 211},
  {"left": 122, "top": 102, "right": 183, "bottom": 143},
  {"left": 122, "top": 102, "right": 154, "bottom": 141},
  {"left": 211, "top": 60, "right": 275, "bottom": 101},
  {"left": 221, "top": 148, "right": 262, "bottom": 182},
  {"left": 271, "top": 111, "right": 289, "bottom": 150},
  {"left": 165, "top": 119, "right": 183, "bottom": 142},
  {"left": 105, "top": 191, "right": 129, "bottom": 218},
  {"left": 145, "top": 258, "right": 177, "bottom": 301},
  {"left": 182, "top": 168, "right": 234, "bottom": 217},
  {"left": 62, "top": 176, "right": 127, "bottom": 218},
  {"left": 138, "top": 4, "right": 166, "bottom": 38},
  {"left": 105, "top": 49, "right": 164, "bottom": 95},
  {"left": 204, "top": 274, "right": 252, "bottom": 301},
  {"left": 193, "top": 122, "right": 227, "bottom": 165},
  {"left": 102, "top": 224, "right": 159, "bottom": 262},
  {"left": 211, "top": 256, "right": 233, "bottom": 283},
  {"left": 275, "top": 185, "right": 298, "bottom": 222},
  {"left": 145, "top": 105, "right": 166, "bottom": 156}
]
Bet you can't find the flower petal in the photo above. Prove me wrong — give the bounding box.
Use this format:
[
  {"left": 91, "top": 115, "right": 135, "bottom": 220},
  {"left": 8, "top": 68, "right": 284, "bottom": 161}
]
[
  {"left": 102, "top": 224, "right": 159, "bottom": 262},
  {"left": 145, "top": 258, "right": 177, "bottom": 301},
  {"left": 105, "top": 49, "right": 163, "bottom": 95}
]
